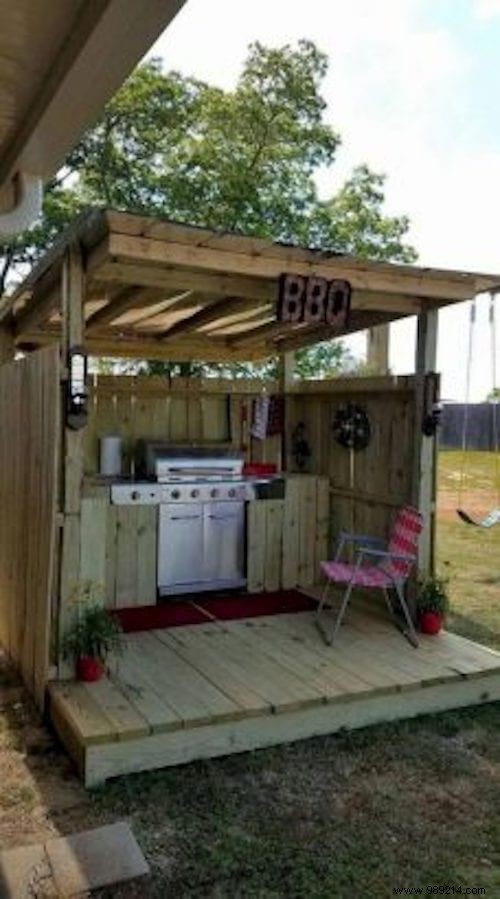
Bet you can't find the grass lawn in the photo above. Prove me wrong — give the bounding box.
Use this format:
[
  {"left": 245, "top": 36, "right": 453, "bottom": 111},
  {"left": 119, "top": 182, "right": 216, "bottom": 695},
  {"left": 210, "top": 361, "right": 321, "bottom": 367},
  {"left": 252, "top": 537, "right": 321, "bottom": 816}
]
[
  {"left": 0, "top": 450, "right": 499, "bottom": 897},
  {"left": 437, "top": 451, "right": 500, "bottom": 649}
]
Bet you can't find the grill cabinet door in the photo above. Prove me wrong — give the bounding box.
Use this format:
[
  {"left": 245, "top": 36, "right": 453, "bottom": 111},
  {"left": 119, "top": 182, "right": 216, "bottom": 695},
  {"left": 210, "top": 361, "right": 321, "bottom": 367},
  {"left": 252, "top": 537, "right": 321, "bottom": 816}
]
[
  {"left": 203, "top": 502, "right": 245, "bottom": 584},
  {"left": 158, "top": 503, "right": 204, "bottom": 590}
]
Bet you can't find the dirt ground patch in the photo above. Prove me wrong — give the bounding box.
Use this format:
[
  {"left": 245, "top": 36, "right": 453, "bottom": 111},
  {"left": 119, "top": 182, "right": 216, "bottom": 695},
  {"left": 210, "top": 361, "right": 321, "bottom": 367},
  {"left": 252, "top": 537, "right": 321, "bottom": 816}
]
[{"left": 0, "top": 653, "right": 94, "bottom": 853}]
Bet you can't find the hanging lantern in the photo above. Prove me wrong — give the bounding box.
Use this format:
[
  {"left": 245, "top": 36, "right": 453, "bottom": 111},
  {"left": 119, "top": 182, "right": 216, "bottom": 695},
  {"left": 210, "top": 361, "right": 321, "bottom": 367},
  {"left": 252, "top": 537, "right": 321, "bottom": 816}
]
[{"left": 66, "top": 346, "right": 88, "bottom": 430}]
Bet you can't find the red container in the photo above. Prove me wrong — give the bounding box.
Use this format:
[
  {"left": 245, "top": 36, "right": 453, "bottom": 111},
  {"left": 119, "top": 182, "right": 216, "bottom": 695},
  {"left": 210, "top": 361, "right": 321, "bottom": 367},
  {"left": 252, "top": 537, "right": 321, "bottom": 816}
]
[
  {"left": 419, "top": 611, "right": 443, "bottom": 635},
  {"left": 76, "top": 656, "right": 105, "bottom": 682},
  {"left": 243, "top": 463, "right": 278, "bottom": 476}
]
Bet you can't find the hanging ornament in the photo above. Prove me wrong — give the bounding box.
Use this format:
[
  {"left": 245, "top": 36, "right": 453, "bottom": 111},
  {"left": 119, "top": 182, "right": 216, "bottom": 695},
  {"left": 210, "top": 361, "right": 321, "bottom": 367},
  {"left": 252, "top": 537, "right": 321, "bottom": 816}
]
[{"left": 332, "top": 402, "right": 371, "bottom": 451}]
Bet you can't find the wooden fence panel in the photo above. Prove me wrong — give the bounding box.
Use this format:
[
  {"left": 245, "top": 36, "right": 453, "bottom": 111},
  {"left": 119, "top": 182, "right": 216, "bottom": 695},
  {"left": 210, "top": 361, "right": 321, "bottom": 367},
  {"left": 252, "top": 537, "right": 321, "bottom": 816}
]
[
  {"left": 83, "top": 376, "right": 282, "bottom": 474},
  {"left": 286, "top": 378, "right": 419, "bottom": 548},
  {"left": 0, "top": 347, "right": 60, "bottom": 706},
  {"left": 79, "top": 490, "right": 157, "bottom": 609}
]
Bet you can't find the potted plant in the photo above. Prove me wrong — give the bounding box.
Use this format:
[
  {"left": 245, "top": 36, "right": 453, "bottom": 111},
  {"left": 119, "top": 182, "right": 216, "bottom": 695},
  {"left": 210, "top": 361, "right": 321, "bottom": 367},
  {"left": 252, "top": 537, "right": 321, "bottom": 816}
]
[
  {"left": 417, "top": 576, "right": 449, "bottom": 635},
  {"left": 62, "top": 583, "right": 123, "bottom": 682}
]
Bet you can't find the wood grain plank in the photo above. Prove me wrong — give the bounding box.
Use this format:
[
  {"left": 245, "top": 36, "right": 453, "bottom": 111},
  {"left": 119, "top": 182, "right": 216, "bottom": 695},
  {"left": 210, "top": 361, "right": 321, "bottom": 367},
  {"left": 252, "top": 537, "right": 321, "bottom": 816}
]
[
  {"left": 282, "top": 477, "right": 300, "bottom": 589},
  {"left": 110, "top": 643, "right": 183, "bottom": 732},
  {"left": 83, "top": 678, "right": 150, "bottom": 740},
  {"left": 247, "top": 502, "right": 266, "bottom": 593},
  {"left": 50, "top": 682, "right": 116, "bottom": 745},
  {"left": 264, "top": 500, "right": 283, "bottom": 592},
  {"left": 159, "top": 627, "right": 271, "bottom": 715},
  {"left": 80, "top": 498, "right": 108, "bottom": 588},
  {"left": 115, "top": 507, "right": 138, "bottom": 607},
  {"left": 135, "top": 631, "right": 242, "bottom": 723},
  {"left": 136, "top": 506, "right": 157, "bottom": 606}
]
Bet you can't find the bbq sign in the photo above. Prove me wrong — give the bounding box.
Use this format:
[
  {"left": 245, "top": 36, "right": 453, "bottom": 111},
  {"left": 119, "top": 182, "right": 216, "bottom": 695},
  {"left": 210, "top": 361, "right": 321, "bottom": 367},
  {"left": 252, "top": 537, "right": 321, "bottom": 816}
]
[{"left": 277, "top": 273, "right": 351, "bottom": 328}]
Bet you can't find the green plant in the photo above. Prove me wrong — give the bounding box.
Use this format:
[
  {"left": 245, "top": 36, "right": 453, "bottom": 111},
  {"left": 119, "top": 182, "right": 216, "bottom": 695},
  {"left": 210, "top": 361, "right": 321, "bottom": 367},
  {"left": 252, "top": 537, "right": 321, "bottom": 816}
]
[
  {"left": 62, "top": 583, "right": 123, "bottom": 662},
  {"left": 417, "top": 576, "right": 450, "bottom": 616}
]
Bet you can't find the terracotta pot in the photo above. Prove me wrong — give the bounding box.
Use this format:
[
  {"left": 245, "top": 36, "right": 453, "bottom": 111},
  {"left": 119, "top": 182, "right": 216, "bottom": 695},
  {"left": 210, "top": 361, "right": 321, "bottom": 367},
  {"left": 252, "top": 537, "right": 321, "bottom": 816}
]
[
  {"left": 419, "top": 611, "right": 443, "bottom": 635},
  {"left": 76, "top": 656, "right": 105, "bottom": 682}
]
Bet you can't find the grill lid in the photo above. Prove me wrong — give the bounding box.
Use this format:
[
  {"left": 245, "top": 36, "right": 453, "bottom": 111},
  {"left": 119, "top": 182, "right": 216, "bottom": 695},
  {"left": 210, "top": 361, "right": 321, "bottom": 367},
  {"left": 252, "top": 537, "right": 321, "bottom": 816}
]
[{"left": 138, "top": 442, "right": 244, "bottom": 481}]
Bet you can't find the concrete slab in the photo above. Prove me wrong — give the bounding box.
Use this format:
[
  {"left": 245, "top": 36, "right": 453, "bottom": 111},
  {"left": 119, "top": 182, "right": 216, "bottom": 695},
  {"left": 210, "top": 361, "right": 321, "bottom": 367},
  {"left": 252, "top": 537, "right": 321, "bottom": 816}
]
[
  {"left": 0, "top": 842, "right": 54, "bottom": 898},
  {"left": 45, "top": 821, "right": 150, "bottom": 895}
]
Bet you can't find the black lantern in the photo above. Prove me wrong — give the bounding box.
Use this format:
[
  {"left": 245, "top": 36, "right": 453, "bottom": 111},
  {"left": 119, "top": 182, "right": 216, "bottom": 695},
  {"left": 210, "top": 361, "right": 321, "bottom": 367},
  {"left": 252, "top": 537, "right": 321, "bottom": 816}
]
[{"left": 66, "top": 346, "right": 88, "bottom": 430}]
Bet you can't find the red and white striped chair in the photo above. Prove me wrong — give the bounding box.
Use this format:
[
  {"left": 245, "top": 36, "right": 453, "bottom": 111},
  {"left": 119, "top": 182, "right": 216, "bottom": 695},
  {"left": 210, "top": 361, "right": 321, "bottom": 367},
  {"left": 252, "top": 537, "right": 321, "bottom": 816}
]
[{"left": 316, "top": 505, "right": 423, "bottom": 647}]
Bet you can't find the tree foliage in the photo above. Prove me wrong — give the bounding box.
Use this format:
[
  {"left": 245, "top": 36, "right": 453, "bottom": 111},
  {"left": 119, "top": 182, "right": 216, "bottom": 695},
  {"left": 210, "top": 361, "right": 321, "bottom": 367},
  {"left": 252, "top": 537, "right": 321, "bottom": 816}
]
[{"left": 0, "top": 41, "right": 417, "bottom": 377}]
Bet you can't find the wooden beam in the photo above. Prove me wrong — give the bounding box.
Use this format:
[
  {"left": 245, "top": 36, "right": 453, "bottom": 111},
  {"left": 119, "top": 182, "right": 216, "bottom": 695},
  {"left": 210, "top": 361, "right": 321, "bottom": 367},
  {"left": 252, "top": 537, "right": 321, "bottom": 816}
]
[
  {"left": 1, "top": 209, "right": 106, "bottom": 326},
  {"left": 231, "top": 310, "right": 399, "bottom": 354},
  {"left": 416, "top": 309, "right": 439, "bottom": 374},
  {"left": 229, "top": 320, "right": 292, "bottom": 348},
  {"left": 103, "top": 232, "right": 481, "bottom": 302},
  {"left": 59, "top": 244, "right": 85, "bottom": 677},
  {"left": 85, "top": 285, "right": 166, "bottom": 332},
  {"left": 159, "top": 296, "right": 252, "bottom": 341},
  {"left": 367, "top": 325, "right": 390, "bottom": 374},
  {"left": 14, "top": 285, "right": 61, "bottom": 336},
  {"left": 82, "top": 336, "right": 267, "bottom": 363},
  {"left": 414, "top": 308, "right": 439, "bottom": 581},
  {"left": 353, "top": 290, "right": 422, "bottom": 314},
  {"left": 90, "top": 259, "right": 276, "bottom": 303},
  {"left": 287, "top": 375, "right": 416, "bottom": 394},
  {"left": 118, "top": 290, "right": 197, "bottom": 328},
  {"left": 210, "top": 314, "right": 274, "bottom": 336},
  {"left": 0, "top": 325, "right": 15, "bottom": 364},
  {"left": 270, "top": 311, "right": 402, "bottom": 354},
  {"left": 92, "top": 261, "right": 426, "bottom": 314},
  {"left": 203, "top": 306, "right": 273, "bottom": 334}
]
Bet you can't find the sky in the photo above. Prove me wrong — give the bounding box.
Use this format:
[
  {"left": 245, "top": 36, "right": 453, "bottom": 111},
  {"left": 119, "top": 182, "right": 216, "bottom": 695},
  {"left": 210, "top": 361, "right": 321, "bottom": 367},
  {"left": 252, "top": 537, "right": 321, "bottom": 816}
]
[{"left": 148, "top": 0, "right": 500, "bottom": 400}]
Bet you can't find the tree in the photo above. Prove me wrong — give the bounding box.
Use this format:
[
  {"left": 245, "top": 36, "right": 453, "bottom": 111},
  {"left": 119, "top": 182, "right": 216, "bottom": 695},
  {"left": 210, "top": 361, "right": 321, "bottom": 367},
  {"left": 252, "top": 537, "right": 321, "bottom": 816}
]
[{"left": 0, "top": 41, "right": 417, "bottom": 376}]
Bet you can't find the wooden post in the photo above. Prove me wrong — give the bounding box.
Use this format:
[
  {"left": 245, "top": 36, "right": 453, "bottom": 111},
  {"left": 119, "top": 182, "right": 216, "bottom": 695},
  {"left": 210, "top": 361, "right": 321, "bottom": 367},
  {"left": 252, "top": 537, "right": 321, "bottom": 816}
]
[
  {"left": 0, "top": 325, "right": 15, "bottom": 365},
  {"left": 58, "top": 245, "right": 85, "bottom": 675},
  {"left": 367, "top": 324, "right": 390, "bottom": 374},
  {"left": 278, "top": 352, "right": 294, "bottom": 392},
  {"left": 279, "top": 352, "right": 294, "bottom": 472},
  {"left": 414, "top": 309, "right": 439, "bottom": 580}
]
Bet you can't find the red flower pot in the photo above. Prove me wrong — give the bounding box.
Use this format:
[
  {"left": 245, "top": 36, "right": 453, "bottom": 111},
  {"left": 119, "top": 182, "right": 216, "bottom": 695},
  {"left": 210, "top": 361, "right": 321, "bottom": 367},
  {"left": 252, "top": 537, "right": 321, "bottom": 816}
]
[
  {"left": 76, "top": 656, "right": 105, "bottom": 682},
  {"left": 419, "top": 611, "right": 443, "bottom": 635}
]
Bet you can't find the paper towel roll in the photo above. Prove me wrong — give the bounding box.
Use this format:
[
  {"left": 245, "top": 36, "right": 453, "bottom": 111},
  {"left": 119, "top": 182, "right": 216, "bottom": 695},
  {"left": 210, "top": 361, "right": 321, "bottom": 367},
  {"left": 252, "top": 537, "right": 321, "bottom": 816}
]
[{"left": 100, "top": 436, "right": 122, "bottom": 477}]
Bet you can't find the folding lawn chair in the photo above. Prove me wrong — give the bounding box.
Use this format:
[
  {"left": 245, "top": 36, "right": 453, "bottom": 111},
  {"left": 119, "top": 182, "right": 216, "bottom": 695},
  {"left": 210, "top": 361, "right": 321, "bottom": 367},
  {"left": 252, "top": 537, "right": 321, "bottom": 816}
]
[{"left": 316, "top": 505, "right": 423, "bottom": 648}]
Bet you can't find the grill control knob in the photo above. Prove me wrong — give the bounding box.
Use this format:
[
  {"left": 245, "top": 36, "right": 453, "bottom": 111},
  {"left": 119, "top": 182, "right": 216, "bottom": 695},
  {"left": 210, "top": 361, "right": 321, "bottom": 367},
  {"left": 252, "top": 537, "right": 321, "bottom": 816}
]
[
  {"left": 191, "top": 488, "right": 199, "bottom": 498},
  {"left": 228, "top": 488, "right": 236, "bottom": 498},
  {"left": 210, "top": 488, "right": 219, "bottom": 498},
  {"left": 131, "top": 490, "right": 140, "bottom": 501},
  {"left": 171, "top": 489, "right": 181, "bottom": 500}
]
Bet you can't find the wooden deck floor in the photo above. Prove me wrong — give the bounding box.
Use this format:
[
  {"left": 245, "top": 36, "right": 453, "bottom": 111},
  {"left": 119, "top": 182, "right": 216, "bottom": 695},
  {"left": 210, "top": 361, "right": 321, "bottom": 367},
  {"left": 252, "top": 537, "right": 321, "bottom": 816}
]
[{"left": 49, "top": 604, "right": 500, "bottom": 786}]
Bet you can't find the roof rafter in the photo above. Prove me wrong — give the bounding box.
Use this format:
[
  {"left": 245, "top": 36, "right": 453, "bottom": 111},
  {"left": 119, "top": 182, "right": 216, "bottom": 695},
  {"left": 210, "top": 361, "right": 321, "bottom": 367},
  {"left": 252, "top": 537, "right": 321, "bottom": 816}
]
[{"left": 159, "top": 296, "right": 255, "bottom": 341}]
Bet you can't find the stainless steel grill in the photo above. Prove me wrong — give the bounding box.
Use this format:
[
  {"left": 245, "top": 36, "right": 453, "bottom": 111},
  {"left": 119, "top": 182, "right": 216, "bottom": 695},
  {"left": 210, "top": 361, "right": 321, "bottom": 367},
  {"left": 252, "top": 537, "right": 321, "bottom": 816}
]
[{"left": 155, "top": 449, "right": 250, "bottom": 597}]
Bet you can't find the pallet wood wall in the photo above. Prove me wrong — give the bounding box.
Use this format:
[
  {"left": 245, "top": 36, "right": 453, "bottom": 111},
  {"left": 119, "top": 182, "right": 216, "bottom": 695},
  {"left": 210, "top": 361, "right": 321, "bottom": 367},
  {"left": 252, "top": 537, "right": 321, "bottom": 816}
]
[
  {"left": 286, "top": 378, "right": 419, "bottom": 547},
  {"left": 247, "top": 476, "right": 329, "bottom": 592},
  {"left": 80, "top": 475, "right": 328, "bottom": 606},
  {"left": 80, "top": 489, "right": 157, "bottom": 608},
  {"left": 0, "top": 347, "right": 60, "bottom": 707},
  {"left": 84, "top": 376, "right": 282, "bottom": 474}
]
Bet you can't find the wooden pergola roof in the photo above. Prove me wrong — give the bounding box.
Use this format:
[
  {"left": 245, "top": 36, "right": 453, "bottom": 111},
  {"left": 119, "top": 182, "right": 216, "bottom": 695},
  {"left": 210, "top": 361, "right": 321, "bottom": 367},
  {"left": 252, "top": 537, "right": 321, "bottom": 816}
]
[{"left": 3, "top": 208, "right": 500, "bottom": 362}]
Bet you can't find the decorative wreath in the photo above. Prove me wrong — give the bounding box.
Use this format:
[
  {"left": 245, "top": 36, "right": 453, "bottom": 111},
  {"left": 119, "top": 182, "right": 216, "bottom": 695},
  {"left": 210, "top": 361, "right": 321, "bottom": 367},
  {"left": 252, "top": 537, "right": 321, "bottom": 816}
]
[{"left": 332, "top": 403, "right": 371, "bottom": 451}]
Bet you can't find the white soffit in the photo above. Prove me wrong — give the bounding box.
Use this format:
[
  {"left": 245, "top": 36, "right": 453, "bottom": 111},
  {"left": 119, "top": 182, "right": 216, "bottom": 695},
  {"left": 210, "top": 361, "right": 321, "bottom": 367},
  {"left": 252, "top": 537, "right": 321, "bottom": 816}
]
[{"left": 0, "top": 0, "right": 185, "bottom": 211}]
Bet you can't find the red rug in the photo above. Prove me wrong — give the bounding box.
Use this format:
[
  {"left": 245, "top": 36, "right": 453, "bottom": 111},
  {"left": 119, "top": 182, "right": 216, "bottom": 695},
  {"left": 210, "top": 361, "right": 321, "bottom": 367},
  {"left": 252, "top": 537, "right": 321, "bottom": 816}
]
[{"left": 111, "top": 590, "right": 316, "bottom": 634}]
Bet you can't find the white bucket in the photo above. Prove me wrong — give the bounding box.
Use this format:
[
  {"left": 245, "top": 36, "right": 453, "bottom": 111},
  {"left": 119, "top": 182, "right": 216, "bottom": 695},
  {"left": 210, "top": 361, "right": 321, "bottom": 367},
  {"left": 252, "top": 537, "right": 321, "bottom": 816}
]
[{"left": 100, "top": 436, "right": 122, "bottom": 477}]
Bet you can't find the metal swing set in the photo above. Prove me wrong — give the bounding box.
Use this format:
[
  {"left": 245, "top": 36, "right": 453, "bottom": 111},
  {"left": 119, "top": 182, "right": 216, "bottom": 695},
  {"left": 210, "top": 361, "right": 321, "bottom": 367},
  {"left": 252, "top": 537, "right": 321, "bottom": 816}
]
[{"left": 456, "top": 292, "right": 500, "bottom": 529}]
